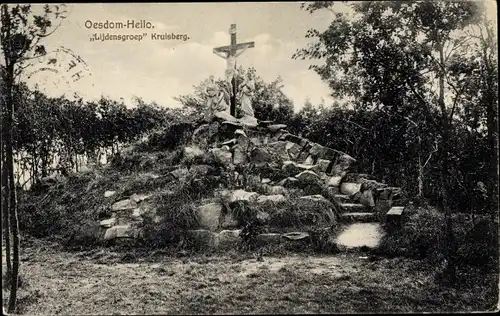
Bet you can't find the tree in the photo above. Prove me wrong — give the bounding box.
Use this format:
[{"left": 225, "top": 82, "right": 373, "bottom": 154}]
[
  {"left": 1, "top": 3, "right": 68, "bottom": 311},
  {"left": 294, "top": 0, "right": 484, "bottom": 284}
]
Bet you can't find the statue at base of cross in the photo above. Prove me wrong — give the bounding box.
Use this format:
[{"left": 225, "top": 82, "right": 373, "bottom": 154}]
[
  {"left": 237, "top": 70, "right": 258, "bottom": 126},
  {"left": 204, "top": 75, "right": 230, "bottom": 121}
]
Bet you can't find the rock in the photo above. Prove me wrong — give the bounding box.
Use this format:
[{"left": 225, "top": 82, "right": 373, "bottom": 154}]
[
  {"left": 221, "top": 212, "right": 239, "bottom": 229},
  {"left": 250, "top": 147, "right": 273, "bottom": 163},
  {"left": 255, "top": 233, "right": 282, "bottom": 246},
  {"left": 328, "top": 176, "right": 342, "bottom": 187},
  {"left": 186, "top": 229, "right": 219, "bottom": 248},
  {"left": 233, "top": 145, "right": 248, "bottom": 165},
  {"left": 257, "top": 194, "right": 287, "bottom": 204},
  {"left": 282, "top": 161, "right": 300, "bottom": 175},
  {"left": 282, "top": 232, "right": 310, "bottom": 241},
  {"left": 210, "top": 148, "right": 233, "bottom": 165},
  {"left": 308, "top": 143, "right": 325, "bottom": 156},
  {"left": 278, "top": 177, "right": 300, "bottom": 189},
  {"left": 230, "top": 190, "right": 260, "bottom": 203},
  {"left": 239, "top": 116, "right": 259, "bottom": 127},
  {"left": 221, "top": 139, "right": 237, "bottom": 147},
  {"left": 330, "top": 153, "right": 356, "bottom": 176},
  {"left": 217, "top": 230, "right": 242, "bottom": 249},
  {"left": 256, "top": 211, "right": 271, "bottom": 223},
  {"left": 170, "top": 168, "right": 189, "bottom": 181},
  {"left": 317, "top": 159, "right": 331, "bottom": 172},
  {"left": 296, "top": 163, "right": 321, "bottom": 173},
  {"left": 104, "top": 225, "right": 137, "bottom": 240},
  {"left": 130, "top": 193, "right": 151, "bottom": 203},
  {"left": 387, "top": 206, "right": 405, "bottom": 229},
  {"left": 100, "top": 218, "right": 116, "bottom": 228},
  {"left": 112, "top": 199, "right": 138, "bottom": 211},
  {"left": 269, "top": 185, "right": 288, "bottom": 195},
  {"left": 340, "top": 182, "right": 362, "bottom": 195},
  {"left": 303, "top": 155, "right": 315, "bottom": 165},
  {"left": 268, "top": 124, "right": 287, "bottom": 132},
  {"left": 286, "top": 142, "right": 303, "bottom": 160},
  {"left": 283, "top": 134, "right": 303, "bottom": 145},
  {"left": 104, "top": 190, "right": 116, "bottom": 198},
  {"left": 296, "top": 195, "right": 336, "bottom": 224},
  {"left": 214, "top": 111, "right": 238, "bottom": 122},
  {"left": 183, "top": 146, "right": 204, "bottom": 161},
  {"left": 197, "top": 203, "right": 224, "bottom": 231},
  {"left": 296, "top": 170, "right": 321, "bottom": 184},
  {"left": 267, "top": 141, "right": 290, "bottom": 160},
  {"left": 261, "top": 178, "right": 272, "bottom": 184}
]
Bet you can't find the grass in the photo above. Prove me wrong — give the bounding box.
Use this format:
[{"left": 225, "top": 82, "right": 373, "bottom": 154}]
[{"left": 2, "top": 238, "right": 498, "bottom": 315}]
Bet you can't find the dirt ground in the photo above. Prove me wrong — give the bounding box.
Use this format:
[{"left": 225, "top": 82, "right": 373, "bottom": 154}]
[{"left": 2, "top": 238, "right": 498, "bottom": 315}]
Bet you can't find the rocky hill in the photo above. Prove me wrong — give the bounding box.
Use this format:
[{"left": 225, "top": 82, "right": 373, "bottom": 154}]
[{"left": 23, "top": 111, "right": 406, "bottom": 252}]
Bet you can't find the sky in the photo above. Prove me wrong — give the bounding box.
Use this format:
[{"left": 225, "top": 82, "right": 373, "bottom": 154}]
[
  {"left": 12, "top": 1, "right": 499, "bottom": 112},
  {"left": 19, "top": 2, "right": 349, "bottom": 111}
]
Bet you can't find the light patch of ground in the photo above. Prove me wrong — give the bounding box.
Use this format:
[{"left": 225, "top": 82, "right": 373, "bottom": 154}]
[
  {"left": 2, "top": 238, "right": 498, "bottom": 314},
  {"left": 335, "top": 223, "right": 385, "bottom": 249}
]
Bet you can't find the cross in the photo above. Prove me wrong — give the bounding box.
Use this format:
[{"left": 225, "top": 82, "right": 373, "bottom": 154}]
[{"left": 213, "top": 24, "right": 255, "bottom": 117}]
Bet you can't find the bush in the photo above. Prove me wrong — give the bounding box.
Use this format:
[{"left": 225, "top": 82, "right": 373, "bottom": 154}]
[{"left": 376, "top": 206, "right": 445, "bottom": 260}]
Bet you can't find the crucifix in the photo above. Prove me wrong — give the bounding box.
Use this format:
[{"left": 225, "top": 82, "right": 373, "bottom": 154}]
[{"left": 213, "top": 24, "right": 255, "bottom": 117}]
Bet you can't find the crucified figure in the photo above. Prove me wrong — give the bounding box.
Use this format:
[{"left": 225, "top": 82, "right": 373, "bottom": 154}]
[{"left": 213, "top": 43, "right": 252, "bottom": 95}]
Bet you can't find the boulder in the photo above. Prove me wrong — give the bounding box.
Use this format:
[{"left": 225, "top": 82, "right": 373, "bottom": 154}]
[
  {"left": 267, "top": 141, "right": 290, "bottom": 161},
  {"left": 221, "top": 211, "right": 239, "bottom": 229},
  {"left": 217, "top": 230, "right": 242, "bottom": 249},
  {"left": 183, "top": 146, "right": 205, "bottom": 161},
  {"left": 317, "top": 159, "right": 331, "bottom": 173},
  {"left": 303, "top": 155, "right": 315, "bottom": 165},
  {"left": 257, "top": 194, "right": 287, "bottom": 204},
  {"left": 330, "top": 153, "right": 356, "bottom": 176},
  {"left": 130, "top": 193, "right": 151, "bottom": 203},
  {"left": 261, "top": 178, "right": 272, "bottom": 184},
  {"left": 328, "top": 176, "right": 342, "bottom": 187},
  {"left": 104, "top": 190, "right": 116, "bottom": 198},
  {"left": 186, "top": 229, "right": 219, "bottom": 248},
  {"left": 214, "top": 111, "right": 238, "bottom": 122},
  {"left": 296, "top": 163, "right": 321, "bottom": 173},
  {"left": 255, "top": 233, "right": 282, "bottom": 246},
  {"left": 283, "top": 134, "right": 303, "bottom": 145},
  {"left": 256, "top": 211, "right": 271, "bottom": 223},
  {"left": 340, "top": 182, "right": 362, "bottom": 195},
  {"left": 308, "top": 143, "right": 325, "bottom": 156},
  {"left": 296, "top": 170, "right": 321, "bottom": 184},
  {"left": 229, "top": 189, "right": 260, "bottom": 203},
  {"left": 286, "top": 142, "right": 303, "bottom": 160},
  {"left": 282, "top": 232, "right": 310, "bottom": 241},
  {"left": 197, "top": 203, "right": 224, "bottom": 231},
  {"left": 232, "top": 145, "right": 248, "bottom": 165},
  {"left": 111, "top": 199, "right": 138, "bottom": 211},
  {"left": 100, "top": 218, "right": 116, "bottom": 228},
  {"left": 296, "top": 195, "right": 336, "bottom": 224},
  {"left": 250, "top": 148, "right": 273, "bottom": 163},
  {"left": 210, "top": 148, "right": 233, "bottom": 165},
  {"left": 268, "top": 124, "right": 288, "bottom": 132},
  {"left": 239, "top": 116, "right": 259, "bottom": 127},
  {"left": 104, "top": 225, "right": 137, "bottom": 240},
  {"left": 278, "top": 177, "right": 300, "bottom": 189},
  {"left": 170, "top": 167, "right": 189, "bottom": 181},
  {"left": 269, "top": 186, "right": 288, "bottom": 195},
  {"left": 282, "top": 161, "right": 300, "bottom": 175}
]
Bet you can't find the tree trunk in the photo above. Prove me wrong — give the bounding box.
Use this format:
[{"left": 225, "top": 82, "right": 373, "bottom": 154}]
[
  {"left": 1, "top": 135, "right": 12, "bottom": 276},
  {"left": 3, "top": 52, "right": 21, "bottom": 312},
  {"left": 438, "top": 42, "right": 456, "bottom": 285}
]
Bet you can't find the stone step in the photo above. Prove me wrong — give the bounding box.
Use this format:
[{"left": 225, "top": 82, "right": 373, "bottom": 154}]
[
  {"left": 340, "top": 203, "right": 368, "bottom": 213},
  {"left": 334, "top": 194, "right": 351, "bottom": 203},
  {"left": 340, "top": 212, "right": 378, "bottom": 223}
]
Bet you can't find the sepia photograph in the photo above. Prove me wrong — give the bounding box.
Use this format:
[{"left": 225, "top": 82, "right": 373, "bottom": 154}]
[{"left": 1, "top": 1, "right": 499, "bottom": 314}]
